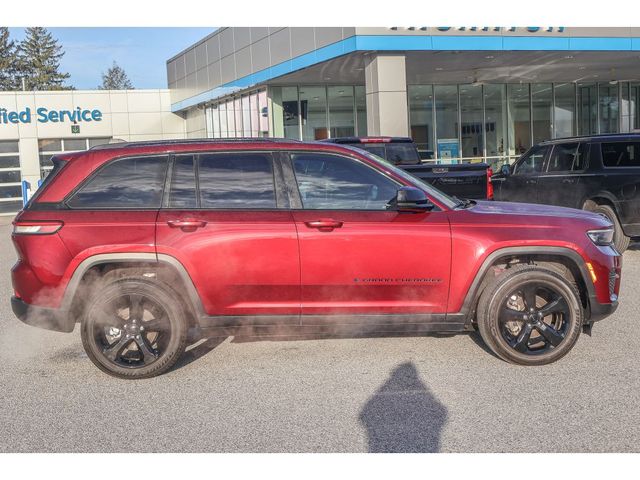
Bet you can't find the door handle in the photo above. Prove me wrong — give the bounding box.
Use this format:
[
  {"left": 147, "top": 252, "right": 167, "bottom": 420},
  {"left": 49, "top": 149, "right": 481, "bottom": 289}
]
[
  {"left": 304, "top": 219, "right": 343, "bottom": 232},
  {"left": 562, "top": 178, "right": 576, "bottom": 184},
  {"left": 166, "top": 219, "right": 208, "bottom": 232},
  {"left": 526, "top": 179, "right": 538, "bottom": 184}
]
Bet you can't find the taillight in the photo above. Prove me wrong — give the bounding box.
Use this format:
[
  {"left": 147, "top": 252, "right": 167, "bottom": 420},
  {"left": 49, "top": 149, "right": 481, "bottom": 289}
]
[
  {"left": 486, "top": 167, "right": 494, "bottom": 200},
  {"left": 13, "top": 221, "right": 63, "bottom": 235},
  {"left": 361, "top": 137, "right": 391, "bottom": 143}
]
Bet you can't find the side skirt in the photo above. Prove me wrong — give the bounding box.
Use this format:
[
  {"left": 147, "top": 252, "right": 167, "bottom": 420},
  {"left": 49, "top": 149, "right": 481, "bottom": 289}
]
[{"left": 196, "top": 313, "right": 469, "bottom": 338}]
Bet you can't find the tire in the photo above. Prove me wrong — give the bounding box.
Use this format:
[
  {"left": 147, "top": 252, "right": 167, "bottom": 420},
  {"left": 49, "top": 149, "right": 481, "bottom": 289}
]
[
  {"left": 585, "top": 203, "right": 630, "bottom": 253},
  {"left": 477, "top": 265, "right": 583, "bottom": 366},
  {"left": 81, "top": 279, "right": 188, "bottom": 379}
]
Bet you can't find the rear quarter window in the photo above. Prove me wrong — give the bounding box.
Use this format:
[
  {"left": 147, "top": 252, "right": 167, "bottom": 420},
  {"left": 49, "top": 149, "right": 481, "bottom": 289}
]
[
  {"left": 67, "top": 155, "right": 169, "bottom": 209},
  {"left": 601, "top": 142, "right": 640, "bottom": 168}
]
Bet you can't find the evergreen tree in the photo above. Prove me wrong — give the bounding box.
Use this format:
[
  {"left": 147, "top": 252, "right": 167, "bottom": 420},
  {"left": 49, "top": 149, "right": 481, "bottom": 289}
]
[
  {"left": 0, "top": 27, "right": 20, "bottom": 90},
  {"left": 99, "top": 61, "right": 134, "bottom": 90},
  {"left": 17, "top": 27, "right": 71, "bottom": 90}
]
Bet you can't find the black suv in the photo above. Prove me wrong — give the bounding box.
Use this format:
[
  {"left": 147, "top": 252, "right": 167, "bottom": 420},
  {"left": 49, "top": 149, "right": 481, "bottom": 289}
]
[{"left": 492, "top": 134, "right": 640, "bottom": 252}]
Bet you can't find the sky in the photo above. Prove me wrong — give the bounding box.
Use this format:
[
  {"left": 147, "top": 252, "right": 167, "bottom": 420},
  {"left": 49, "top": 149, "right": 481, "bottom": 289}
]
[{"left": 8, "top": 27, "right": 215, "bottom": 89}]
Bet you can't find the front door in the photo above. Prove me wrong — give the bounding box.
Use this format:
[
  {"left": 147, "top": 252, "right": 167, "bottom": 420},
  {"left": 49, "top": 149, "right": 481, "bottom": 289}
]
[
  {"left": 537, "top": 142, "right": 589, "bottom": 209},
  {"left": 155, "top": 151, "right": 300, "bottom": 317},
  {"left": 287, "top": 151, "right": 451, "bottom": 316},
  {"left": 498, "top": 145, "right": 550, "bottom": 204}
]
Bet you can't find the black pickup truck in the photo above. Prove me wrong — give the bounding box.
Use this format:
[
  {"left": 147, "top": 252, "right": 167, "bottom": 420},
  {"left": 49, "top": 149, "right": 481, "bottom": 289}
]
[
  {"left": 320, "top": 137, "right": 493, "bottom": 200},
  {"left": 492, "top": 133, "right": 640, "bottom": 253}
]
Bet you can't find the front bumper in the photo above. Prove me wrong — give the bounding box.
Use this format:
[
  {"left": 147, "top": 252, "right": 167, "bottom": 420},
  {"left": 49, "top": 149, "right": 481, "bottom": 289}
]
[
  {"left": 588, "top": 295, "right": 618, "bottom": 323},
  {"left": 11, "top": 296, "right": 73, "bottom": 333}
]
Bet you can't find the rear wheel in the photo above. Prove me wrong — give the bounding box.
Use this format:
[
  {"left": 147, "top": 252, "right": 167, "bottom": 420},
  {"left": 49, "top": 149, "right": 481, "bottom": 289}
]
[
  {"left": 81, "top": 279, "right": 187, "bottom": 379},
  {"left": 584, "top": 203, "right": 629, "bottom": 253},
  {"left": 477, "top": 265, "right": 583, "bottom": 365}
]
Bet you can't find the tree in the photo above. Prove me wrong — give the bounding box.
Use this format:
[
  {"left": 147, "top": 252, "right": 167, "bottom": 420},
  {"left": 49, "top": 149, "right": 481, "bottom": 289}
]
[
  {"left": 99, "top": 61, "right": 134, "bottom": 90},
  {"left": 0, "top": 27, "right": 20, "bottom": 90},
  {"left": 17, "top": 27, "right": 71, "bottom": 90}
]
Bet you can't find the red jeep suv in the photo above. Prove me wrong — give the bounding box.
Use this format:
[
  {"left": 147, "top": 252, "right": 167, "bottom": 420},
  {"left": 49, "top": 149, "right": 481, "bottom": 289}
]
[{"left": 11, "top": 139, "right": 621, "bottom": 378}]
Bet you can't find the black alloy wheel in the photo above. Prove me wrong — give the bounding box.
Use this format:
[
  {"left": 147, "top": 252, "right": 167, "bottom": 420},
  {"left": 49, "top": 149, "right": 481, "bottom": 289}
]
[
  {"left": 498, "top": 284, "right": 569, "bottom": 355},
  {"left": 477, "top": 265, "right": 583, "bottom": 365},
  {"left": 81, "top": 280, "right": 187, "bottom": 379}
]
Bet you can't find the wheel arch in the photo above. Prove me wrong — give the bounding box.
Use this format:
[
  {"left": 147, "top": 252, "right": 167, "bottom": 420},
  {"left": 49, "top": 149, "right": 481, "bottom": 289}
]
[
  {"left": 62, "top": 253, "right": 205, "bottom": 326},
  {"left": 459, "top": 246, "right": 595, "bottom": 323}
]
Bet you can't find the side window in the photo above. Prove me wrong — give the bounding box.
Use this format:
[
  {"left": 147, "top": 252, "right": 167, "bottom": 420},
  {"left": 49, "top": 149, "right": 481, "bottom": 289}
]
[
  {"left": 67, "top": 156, "right": 168, "bottom": 209},
  {"left": 547, "top": 143, "right": 579, "bottom": 172},
  {"left": 292, "top": 153, "right": 400, "bottom": 210},
  {"left": 602, "top": 142, "right": 640, "bottom": 167},
  {"left": 197, "top": 152, "right": 276, "bottom": 209},
  {"left": 574, "top": 143, "right": 589, "bottom": 171},
  {"left": 168, "top": 155, "right": 197, "bottom": 208},
  {"left": 513, "top": 146, "right": 549, "bottom": 175}
]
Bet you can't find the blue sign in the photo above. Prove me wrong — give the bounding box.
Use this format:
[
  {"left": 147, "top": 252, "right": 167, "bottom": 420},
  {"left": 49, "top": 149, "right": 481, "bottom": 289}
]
[
  {"left": 0, "top": 107, "right": 102, "bottom": 125},
  {"left": 437, "top": 138, "right": 460, "bottom": 163}
]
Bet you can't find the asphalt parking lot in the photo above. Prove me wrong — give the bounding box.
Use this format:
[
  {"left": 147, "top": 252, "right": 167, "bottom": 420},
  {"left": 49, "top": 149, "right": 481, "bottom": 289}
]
[{"left": 1, "top": 217, "right": 639, "bottom": 453}]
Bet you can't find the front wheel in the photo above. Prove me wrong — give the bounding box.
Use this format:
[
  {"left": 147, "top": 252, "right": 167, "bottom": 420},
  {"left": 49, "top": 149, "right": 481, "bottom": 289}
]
[
  {"left": 81, "top": 279, "right": 188, "bottom": 379},
  {"left": 477, "top": 265, "right": 583, "bottom": 365}
]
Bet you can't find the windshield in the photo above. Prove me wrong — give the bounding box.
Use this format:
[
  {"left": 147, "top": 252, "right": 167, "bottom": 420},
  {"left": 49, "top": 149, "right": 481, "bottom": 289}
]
[{"left": 349, "top": 148, "right": 459, "bottom": 209}]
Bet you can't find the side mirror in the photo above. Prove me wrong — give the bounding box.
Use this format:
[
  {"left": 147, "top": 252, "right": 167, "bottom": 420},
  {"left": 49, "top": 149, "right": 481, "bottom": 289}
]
[
  {"left": 391, "top": 187, "right": 434, "bottom": 213},
  {"left": 500, "top": 164, "right": 511, "bottom": 176}
]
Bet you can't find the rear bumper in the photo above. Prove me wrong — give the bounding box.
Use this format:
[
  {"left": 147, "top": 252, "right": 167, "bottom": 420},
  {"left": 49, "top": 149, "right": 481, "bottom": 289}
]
[{"left": 11, "top": 296, "right": 73, "bottom": 333}]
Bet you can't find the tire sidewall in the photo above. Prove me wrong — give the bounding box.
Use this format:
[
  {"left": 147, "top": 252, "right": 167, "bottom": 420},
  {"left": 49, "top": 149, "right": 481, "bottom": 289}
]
[
  {"left": 479, "top": 268, "right": 583, "bottom": 365},
  {"left": 589, "top": 204, "right": 629, "bottom": 253},
  {"left": 81, "top": 279, "right": 187, "bottom": 379}
]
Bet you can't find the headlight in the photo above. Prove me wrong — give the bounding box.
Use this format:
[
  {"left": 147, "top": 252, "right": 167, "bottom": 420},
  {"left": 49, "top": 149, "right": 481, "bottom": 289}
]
[{"left": 587, "top": 228, "right": 614, "bottom": 246}]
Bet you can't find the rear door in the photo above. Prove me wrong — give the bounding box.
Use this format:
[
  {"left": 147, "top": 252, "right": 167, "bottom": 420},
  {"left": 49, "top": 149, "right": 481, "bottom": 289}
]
[
  {"left": 497, "top": 145, "right": 550, "bottom": 203},
  {"left": 155, "top": 151, "right": 300, "bottom": 317},
  {"left": 287, "top": 151, "right": 451, "bottom": 316},
  {"left": 537, "top": 142, "right": 589, "bottom": 209}
]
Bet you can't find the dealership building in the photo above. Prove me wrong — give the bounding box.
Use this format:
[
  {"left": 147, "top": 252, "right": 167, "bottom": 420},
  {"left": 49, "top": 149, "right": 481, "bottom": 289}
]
[{"left": 2, "top": 26, "right": 640, "bottom": 214}]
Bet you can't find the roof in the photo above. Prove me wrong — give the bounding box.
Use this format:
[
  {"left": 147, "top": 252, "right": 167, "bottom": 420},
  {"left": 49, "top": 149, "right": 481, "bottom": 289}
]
[
  {"left": 319, "top": 136, "right": 414, "bottom": 144},
  {"left": 539, "top": 133, "right": 640, "bottom": 144},
  {"left": 89, "top": 137, "right": 300, "bottom": 151}
]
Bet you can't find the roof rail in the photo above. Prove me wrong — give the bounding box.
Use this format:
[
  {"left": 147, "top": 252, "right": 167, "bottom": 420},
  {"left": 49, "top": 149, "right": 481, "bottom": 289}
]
[{"left": 89, "top": 137, "right": 301, "bottom": 151}]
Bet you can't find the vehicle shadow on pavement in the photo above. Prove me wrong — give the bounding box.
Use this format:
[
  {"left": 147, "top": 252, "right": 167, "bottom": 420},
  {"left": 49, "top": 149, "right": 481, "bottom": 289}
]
[
  {"left": 359, "top": 362, "right": 448, "bottom": 453},
  {"left": 171, "top": 336, "right": 228, "bottom": 371}
]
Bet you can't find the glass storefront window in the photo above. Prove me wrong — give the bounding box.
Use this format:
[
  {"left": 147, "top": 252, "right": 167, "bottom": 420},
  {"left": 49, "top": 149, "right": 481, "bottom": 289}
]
[
  {"left": 631, "top": 83, "right": 640, "bottom": 131},
  {"left": 355, "top": 86, "right": 367, "bottom": 137},
  {"left": 554, "top": 83, "right": 575, "bottom": 138},
  {"left": 241, "top": 96, "right": 252, "bottom": 137},
  {"left": 532, "top": 84, "right": 552, "bottom": 144},
  {"left": 219, "top": 102, "right": 228, "bottom": 138},
  {"left": 233, "top": 98, "right": 242, "bottom": 137},
  {"left": 409, "top": 85, "right": 434, "bottom": 159},
  {"left": 210, "top": 107, "right": 218, "bottom": 138},
  {"left": 328, "top": 86, "right": 355, "bottom": 138},
  {"left": 434, "top": 85, "right": 459, "bottom": 161},
  {"left": 258, "top": 90, "right": 269, "bottom": 136},
  {"left": 507, "top": 84, "right": 531, "bottom": 156},
  {"left": 299, "top": 86, "right": 328, "bottom": 141},
  {"left": 281, "top": 87, "right": 300, "bottom": 139},
  {"left": 249, "top": 92, "right": 259, "bottom": 137},
  {"left": 484, "top": 84, "right": 508, "bottom": 161},
  {"left": 460, "top": 84, "right": 483, "bottom": 159},
  {"left": 578, "top": 83, "right": 597, "bottom": 135},
  {"left": 226, "top": 100, "right": 236, "bottom": 137},
  {"left": 599, "top": 84, "right": 619, "bottom": 134}
]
